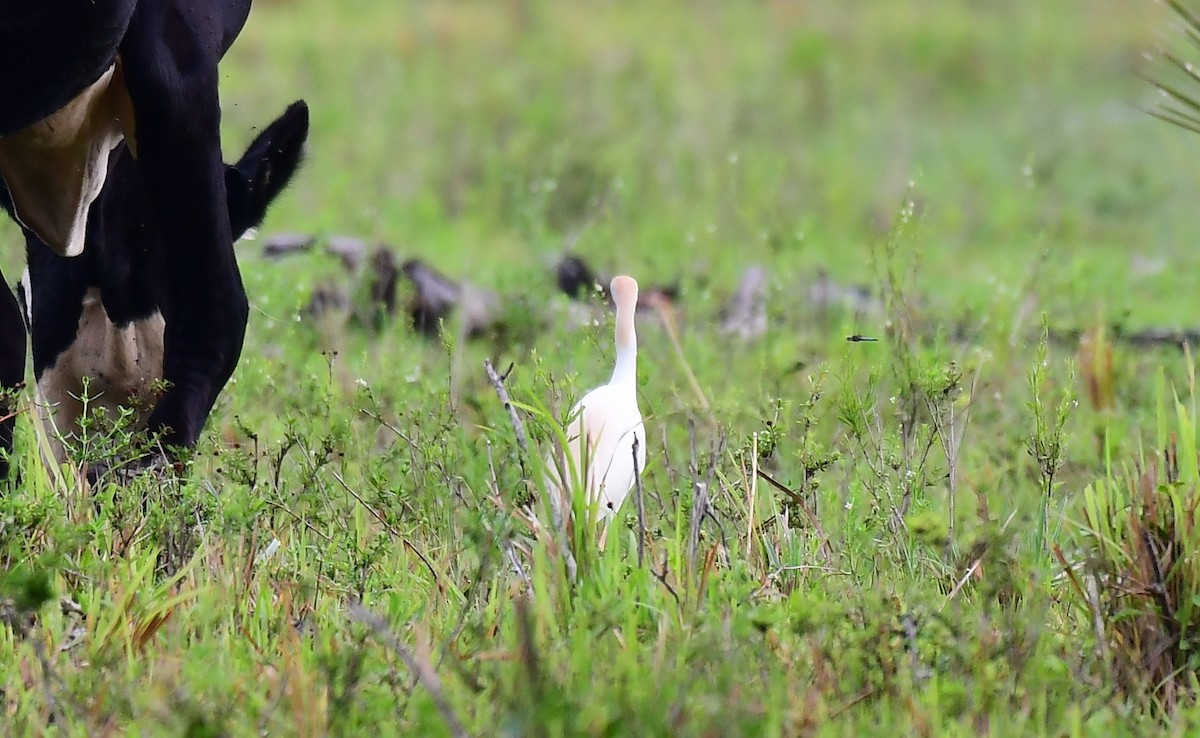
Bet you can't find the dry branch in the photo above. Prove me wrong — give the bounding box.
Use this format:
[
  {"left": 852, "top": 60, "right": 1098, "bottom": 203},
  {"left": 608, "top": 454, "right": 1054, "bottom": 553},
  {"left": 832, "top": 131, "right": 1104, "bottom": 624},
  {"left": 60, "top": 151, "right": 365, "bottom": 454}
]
[{"left": 347, "top": 602, "right": 469, "bottom": 738}]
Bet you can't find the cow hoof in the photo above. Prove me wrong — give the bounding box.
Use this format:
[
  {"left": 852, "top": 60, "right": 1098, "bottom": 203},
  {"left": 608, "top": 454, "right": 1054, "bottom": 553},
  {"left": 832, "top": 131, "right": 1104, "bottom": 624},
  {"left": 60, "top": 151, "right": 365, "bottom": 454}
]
[{"left": 85, "top": 452, "right": 175, "bottom": 487}]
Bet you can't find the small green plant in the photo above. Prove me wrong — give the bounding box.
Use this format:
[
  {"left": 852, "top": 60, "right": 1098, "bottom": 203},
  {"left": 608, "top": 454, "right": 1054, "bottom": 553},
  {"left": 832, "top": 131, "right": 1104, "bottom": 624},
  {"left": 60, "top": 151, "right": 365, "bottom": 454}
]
[{"left": 1027, "top": 320, "right": 1075, "bottom": 557}]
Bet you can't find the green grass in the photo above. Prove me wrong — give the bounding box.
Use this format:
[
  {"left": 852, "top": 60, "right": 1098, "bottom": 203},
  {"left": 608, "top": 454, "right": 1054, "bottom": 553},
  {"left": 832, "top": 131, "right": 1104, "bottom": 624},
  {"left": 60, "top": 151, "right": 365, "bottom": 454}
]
[{"left": 8, "top": 0, "right": 1200, "bottom": 734}]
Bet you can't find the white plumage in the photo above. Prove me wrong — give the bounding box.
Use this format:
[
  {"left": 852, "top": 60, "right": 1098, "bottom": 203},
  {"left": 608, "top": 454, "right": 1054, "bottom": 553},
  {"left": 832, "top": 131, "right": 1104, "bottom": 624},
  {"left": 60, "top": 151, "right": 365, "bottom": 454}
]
[{"left": 548, "top": 275, "right": 646, "bottom": 523}]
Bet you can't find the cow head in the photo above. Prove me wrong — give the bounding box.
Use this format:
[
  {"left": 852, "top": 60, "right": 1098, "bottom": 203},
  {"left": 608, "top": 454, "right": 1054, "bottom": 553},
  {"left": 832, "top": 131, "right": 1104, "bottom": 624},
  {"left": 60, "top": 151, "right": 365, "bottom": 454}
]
[{"left": 16, "top": 99, "right": 311, "bottom": 468}]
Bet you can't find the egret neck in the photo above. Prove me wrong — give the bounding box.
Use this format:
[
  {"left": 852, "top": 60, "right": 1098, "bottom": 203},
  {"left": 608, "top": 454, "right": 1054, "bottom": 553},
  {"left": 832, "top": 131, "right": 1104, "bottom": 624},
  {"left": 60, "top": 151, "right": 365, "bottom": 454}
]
[{"left": 609, "top": 275, "right": 639, "bottom": 386}]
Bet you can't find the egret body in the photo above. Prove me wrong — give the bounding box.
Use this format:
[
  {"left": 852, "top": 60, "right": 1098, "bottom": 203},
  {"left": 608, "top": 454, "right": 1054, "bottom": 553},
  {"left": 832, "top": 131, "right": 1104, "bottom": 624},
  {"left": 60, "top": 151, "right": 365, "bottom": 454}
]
[{"left": 549, "top": 275, "right": 646, "bottom": 522}]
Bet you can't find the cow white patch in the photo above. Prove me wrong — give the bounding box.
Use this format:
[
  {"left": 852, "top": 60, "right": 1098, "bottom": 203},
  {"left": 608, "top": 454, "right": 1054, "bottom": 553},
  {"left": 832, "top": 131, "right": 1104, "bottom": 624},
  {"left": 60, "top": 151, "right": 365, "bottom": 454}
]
[
  {"left": 0, "top": 60, "right": 136, "bottom": 257},
  {"left": 32, "top": 287, "right": 164, "bottom": 462}
]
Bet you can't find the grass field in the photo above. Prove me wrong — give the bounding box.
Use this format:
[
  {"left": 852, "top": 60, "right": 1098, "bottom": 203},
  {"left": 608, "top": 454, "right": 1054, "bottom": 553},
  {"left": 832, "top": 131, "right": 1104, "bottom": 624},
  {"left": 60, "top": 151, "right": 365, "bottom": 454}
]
[{"left": 9, "top": 0, "right": 1200, "bottom": 734}]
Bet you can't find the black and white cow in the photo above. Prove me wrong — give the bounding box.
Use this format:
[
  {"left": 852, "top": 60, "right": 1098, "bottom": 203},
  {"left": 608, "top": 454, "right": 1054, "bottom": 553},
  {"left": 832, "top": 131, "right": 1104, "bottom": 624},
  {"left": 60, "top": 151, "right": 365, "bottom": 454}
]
[
  {"left": 14, "top": 102, "right": 309, "bottom": 467},
  {"left": 0, "top": 0, "right": 292, "bottom": 475}
]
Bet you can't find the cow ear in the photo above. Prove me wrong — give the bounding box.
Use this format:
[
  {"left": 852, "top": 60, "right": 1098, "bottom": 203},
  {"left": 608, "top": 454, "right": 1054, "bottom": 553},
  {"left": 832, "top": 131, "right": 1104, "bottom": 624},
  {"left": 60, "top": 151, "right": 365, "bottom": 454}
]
[
  {"left": 228, "top": 100, "right": 310, "bottom": 233},
  {"left": 225, "top": 166, "right": 252, "bottom": 238}
]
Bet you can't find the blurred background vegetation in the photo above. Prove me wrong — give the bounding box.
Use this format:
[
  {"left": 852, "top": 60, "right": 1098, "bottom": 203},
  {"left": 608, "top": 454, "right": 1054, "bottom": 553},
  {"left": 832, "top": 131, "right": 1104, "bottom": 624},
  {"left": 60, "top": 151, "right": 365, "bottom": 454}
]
[{"left": 207, "top": 0, "right": 1200, "bottom": 325}]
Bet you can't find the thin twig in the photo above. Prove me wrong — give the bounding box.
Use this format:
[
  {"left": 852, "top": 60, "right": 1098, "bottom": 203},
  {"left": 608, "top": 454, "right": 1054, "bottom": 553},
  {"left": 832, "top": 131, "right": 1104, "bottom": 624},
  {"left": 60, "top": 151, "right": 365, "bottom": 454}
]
[
  {"left": 484, "top": 359, "right": 529, "bottom": 457},
  {"left": 701, "top": 431, "right": 730, "bottom": 562},
  {"left": 654, "top": 553, "right": 681, "bottom": 606},
  {"left": 347, "top": 602, "right": 470, "bottom": 738},
  {"left": 1142, "top": 529, "right": 1179, "bottom": 642},
  {"left": 754, "top": 467, "right": 834, "bottom": 563},
  {"left": 485, "top": 441, "right": 532, "bottom": 586},
  {"left": 332, "top": 471, "right": 445, "bottom": 595},
  {"left": 483, "top": 360, "right": 567, "bottom": 576},
  {"left": 745, "top": 433, "right": 759, "bottom": 559},
  {"left": 1052, "top": 544, "right": 1108, "bottom": 663},
  {"left": 753, "top": 467, "right": 804, "bottom": 505},
  {"left": 939, "top": 509, "right": 1018, "bottom": 612},
  {"left": 656, "top": 423, "right": 672, "bottom": 509},
  {"left": 828, "top": 687, "right": 876, "bottom": 719},
  {"left": 688, "top": 481, "right": 708, "bottom": 573},
  {"left": 31, "top": 637, "right": 65, "bottom": 727},
  {"left": 265, "top": 497, "right": 334, "bottom": 543},
  {"left": 939, "top": 558, "right": 983, "bottom": 611},
  {"left": 358, "top": 408, "right": 422, "bottom": 458},
  {"left": 687, "top": 419, "right": 703, "bottom": 570},
  {"left": 651, "top": 301, "right": 716, "bottom": 428}
]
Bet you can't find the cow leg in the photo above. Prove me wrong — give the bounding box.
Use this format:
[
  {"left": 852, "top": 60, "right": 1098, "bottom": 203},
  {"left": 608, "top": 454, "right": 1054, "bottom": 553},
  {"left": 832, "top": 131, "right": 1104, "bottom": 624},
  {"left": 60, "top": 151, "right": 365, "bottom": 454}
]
[
  {"left": 0, "top": 272, "right": 25, "bottom": 477},
  {"left": 118, "top": 4, "right": 248, "bottom": 454}
]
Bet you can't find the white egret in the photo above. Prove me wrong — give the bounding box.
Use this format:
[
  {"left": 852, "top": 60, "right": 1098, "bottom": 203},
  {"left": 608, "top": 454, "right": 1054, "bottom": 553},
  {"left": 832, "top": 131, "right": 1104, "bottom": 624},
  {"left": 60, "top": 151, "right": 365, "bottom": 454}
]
[{"left": 548, "top": 274, "right": 646, "bottom": 523}]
